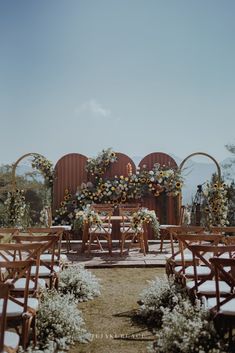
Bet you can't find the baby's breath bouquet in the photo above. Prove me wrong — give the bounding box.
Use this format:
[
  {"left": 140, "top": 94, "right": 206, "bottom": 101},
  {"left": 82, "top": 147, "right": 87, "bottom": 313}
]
[
  {"left": 131, "top": 208, "right": 160, "bottom": 238},
  {"left": 59, "top": 264, "right": 101, "bottom": 302},
  {"left": 37, "top": 289, "right": 90, "bottom": 350},
  {"left": 137, "top": 276, "right": 182, "bottom": 327},
  {"left": 151, "top": 301, "right": 228, "bottom": 353}
]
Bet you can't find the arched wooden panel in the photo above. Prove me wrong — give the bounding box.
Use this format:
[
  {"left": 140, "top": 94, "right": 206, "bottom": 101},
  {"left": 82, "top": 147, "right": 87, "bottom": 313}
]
[
  {"left": 103, "top": 152, "right": 136, "bottom": 179},
  {"left": 53, "top": 153, "right": 88, "bottom": 212},
  {"left": 139, "top": 152, "right": 179, "bottom": 234}
]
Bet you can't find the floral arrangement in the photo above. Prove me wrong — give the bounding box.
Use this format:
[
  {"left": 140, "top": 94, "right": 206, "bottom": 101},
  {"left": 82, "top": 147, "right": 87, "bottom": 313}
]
[
  {"left": 31, "top": 154, "right": 54, "bottom": 187},
  {"left": 137, "top": 276, "right": 181, "bottom": 327},
  {"left": 53, "top": 189, "right": 78, "bottom": 226},
  {"left": 74, "top": 204, "right": 103, "bottom": 231},
  {"left": 4, "top": 189, "right": 31, "bottom": 228},
  {"left": 201, "top": 180, "right": 229, "bottom": 228},
  {"left": 151, "top": 301, "right": 228, "bottom": 353},
  {"left": 86, "top": 148, "right": 117, "bottom": 175},
  {"left": 131, "top": 208, "right": 160, "bottom": 238},
  {"left": 138, "top": 276, "right": 228, "bottom": 353},
  {"left": 59, "top": 264, "right": 101, "bottom": 302},
  {"left": 36, "top": 289, "right": 91, "bottom": 350}
]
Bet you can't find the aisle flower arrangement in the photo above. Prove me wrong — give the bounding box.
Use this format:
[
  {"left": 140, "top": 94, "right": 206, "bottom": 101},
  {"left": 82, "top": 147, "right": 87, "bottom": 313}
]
[
  {"left": 137, "top": 276, "right": 228, "bottom": 353},
  {"left": 131, "top": 208, "right": 160, "bottom": 238},
  {"left": 59, "top": 264, "right": 101, "bottom": 302},
  {"left": 36, "top": 290, "right": 90, "bottom": 351}
]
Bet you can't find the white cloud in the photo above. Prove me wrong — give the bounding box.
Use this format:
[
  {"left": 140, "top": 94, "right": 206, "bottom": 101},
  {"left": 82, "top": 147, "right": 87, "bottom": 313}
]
[{"left": 75, "top": 99, "right": 111, "bottom": 118}]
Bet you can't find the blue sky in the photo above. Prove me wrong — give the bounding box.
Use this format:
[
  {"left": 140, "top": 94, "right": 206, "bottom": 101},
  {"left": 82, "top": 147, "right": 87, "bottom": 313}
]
[{"left": 0, "top": 0, "right": 235, "bottom": 165}]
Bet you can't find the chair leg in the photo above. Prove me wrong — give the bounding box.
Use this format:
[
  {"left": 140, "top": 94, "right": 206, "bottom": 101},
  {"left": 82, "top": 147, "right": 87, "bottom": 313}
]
[
  {"left": 107, "top": 236, "right": 112, "bottom": 256},
  {"left": 120, "top": 235, "right": 125, "bottom": 256}
]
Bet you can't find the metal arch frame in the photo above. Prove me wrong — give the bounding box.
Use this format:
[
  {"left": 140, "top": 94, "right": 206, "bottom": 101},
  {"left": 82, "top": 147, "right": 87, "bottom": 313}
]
[
  {"left": 12, "top": 152, "right": 49, "bottom": 191},
  {"left": 179, "top": 152, "right": 221, "bottom": 183}
]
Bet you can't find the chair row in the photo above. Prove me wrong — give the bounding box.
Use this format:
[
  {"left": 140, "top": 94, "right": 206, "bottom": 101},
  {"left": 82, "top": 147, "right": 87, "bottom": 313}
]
[{"left": 0, "top": 228, "right": 67, "bottom": 350}]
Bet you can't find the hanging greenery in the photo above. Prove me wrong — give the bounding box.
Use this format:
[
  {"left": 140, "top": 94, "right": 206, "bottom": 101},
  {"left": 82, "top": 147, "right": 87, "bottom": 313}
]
[{"left": 4, "top": 189, "right": 31, "bottom": 228}]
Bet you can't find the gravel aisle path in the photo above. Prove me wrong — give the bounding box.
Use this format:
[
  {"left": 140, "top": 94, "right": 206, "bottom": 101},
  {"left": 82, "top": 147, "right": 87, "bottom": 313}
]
[{"left": 70, "top": 267, "right": 164, "bottom": 353}]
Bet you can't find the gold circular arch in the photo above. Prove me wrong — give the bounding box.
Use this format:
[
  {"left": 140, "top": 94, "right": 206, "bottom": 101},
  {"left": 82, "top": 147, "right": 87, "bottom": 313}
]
[
  {"left": 12, "top": 152, "right": 49, "bottom": 191},
  {"left": 179, "top": 152, "right": 221, "bottom": 182}
]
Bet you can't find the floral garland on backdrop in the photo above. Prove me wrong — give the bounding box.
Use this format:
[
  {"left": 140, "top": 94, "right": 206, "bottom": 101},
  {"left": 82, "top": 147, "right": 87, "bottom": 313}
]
[{"left": 86, "top": 147, "right": 117, "bottom": 175}]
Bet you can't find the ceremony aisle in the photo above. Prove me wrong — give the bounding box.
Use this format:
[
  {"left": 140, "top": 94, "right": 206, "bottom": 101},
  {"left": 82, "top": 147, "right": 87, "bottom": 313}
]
[{"left": 71, "top": 268, "right": 164, "bottom": 353}]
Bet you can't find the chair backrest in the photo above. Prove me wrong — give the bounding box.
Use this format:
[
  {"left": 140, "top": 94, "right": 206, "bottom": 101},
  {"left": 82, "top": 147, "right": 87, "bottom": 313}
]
[
  {"left": 0, "top": 259, "right": 34, "bottom": 313},
  {"left": 188, "top": 244, "right": 235, "bottom": 291},
  {"left": 89, "top": 207, "right": 113, "bottom": 232},
  {"left": 0, "top": 283, "right": 10, "bottom": 351},
  {"left": 13, "top": 234, "right": 61, "bottom": 272},
  {"left": 210, "top": 257, "right": 235, "bottom": 311},
  {"left": 175, "top": 233, "right": 224, "bottom": 274},
  {"left": 0, "top": 242, "right": 43, "bottom": 293}
]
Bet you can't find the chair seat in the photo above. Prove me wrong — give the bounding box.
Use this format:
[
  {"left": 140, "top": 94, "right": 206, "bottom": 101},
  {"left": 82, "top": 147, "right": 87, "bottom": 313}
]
[
  {"left": 0, "top": 298, "right": 39, "bottom": 317},
  {"left": 186, "top": 280, "right": 231, "bottom": 295},
  {"left": 204, "top": 296, "right": 226, "bottom": 309},
  {"left": 174, "top": 266, "right": 211, "bottom": 277},
  {"left": 3, "top": 330, "right": 20, "bottom": 352},
  {"left": 40, "top": 254, "right": 68, "bottom": 262},
  {"left": 165, "top": 253, "right": 194, "bottom": 262},
  {"left": 120, "top": 227, "right": 141, "bottom": 234},
  {"left": 219, "top": 298, "right": 235, "bottom": 315},
  {"left": 6, "top": 278, "right": 46, "bottom": 291},
  {"left": 31, "top": 265, "right": 61, "bottom": 277}
]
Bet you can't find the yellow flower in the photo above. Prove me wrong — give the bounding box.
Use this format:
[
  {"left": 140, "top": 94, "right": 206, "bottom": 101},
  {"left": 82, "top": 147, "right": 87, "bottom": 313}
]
[
  {"left": 60, "top": 201, "right": 65, "bottom": 206},
  {"left": 176, "top": 182, "right": 181, "bottom": 189},
  {"left": 65, "top": 189, "right": 69, "bottom": 194}
]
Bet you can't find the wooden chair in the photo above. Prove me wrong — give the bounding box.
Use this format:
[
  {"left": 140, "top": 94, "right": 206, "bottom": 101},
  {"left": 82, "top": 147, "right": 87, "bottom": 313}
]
[
  {"left": 119, "top": 206, "right": 146, "bottom": 256},
  {"left": 26, "top": 228, "right": 67, "bottom": 264},
  {"left": 88, "top": 207, "right": 113, "bottom": 255},
  {"left": 13, "top": 234, "right": 62, "bottom": 289},
  {"left": 0, "top": 242, "right": 44, "bottom": 296},
  {"left": 0, "top": 260, "right": 37, "bottom": 349},
  {"left": 0, "top": 283, "right": 20, "bottom": 353},
  {"left": 186, "top": 244, "right": 235, "bottom": 300},
  {"left": 173, "top": 233, "right": 224, "bottom": 284},
  {"left": 209, "top": 257, "right": 235, "bottom": 347}
]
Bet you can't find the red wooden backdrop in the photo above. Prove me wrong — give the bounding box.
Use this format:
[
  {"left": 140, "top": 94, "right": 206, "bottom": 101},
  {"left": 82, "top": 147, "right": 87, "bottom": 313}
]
[
  {"left": 53, "top": 151, "right": 180, "bottom": 239},
  {"left": 53, "top": 153, "right": 88, "bottom": 211}
]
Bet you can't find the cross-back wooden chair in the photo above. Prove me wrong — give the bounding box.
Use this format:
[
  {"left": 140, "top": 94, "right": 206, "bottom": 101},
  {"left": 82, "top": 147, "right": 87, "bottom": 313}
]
[
  {"left": 172, "top": 233, "right": 224, "bottom": 284},
  {"left": 186, "top": 244, "right": 235, "bottom": 301},
  {"left": 0, "top": 242, "right": 44, "bottom": 296},
  {"left": 165, "top": 226, "right": 208, "bottom": 275},
  {"left": 209, "top": 257, "right": 235, "bottom": 347},
  {"left": 119, "top": 206, "right": 146, "bottom": 256},
  {"left": 26, "top": 228, "right": 66, "bottom": 264},
  {"left": 0, "top": 283, "right": 20, "bottom": 353},
  {"left": 0, "top": 259, "right": 37, "bottom": 349},
  {"left": 13, "top": 234, "right": 61, "bottom": 289},
  {"left": 88, "top": 207, "right": 113, "bottom": 255}
]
